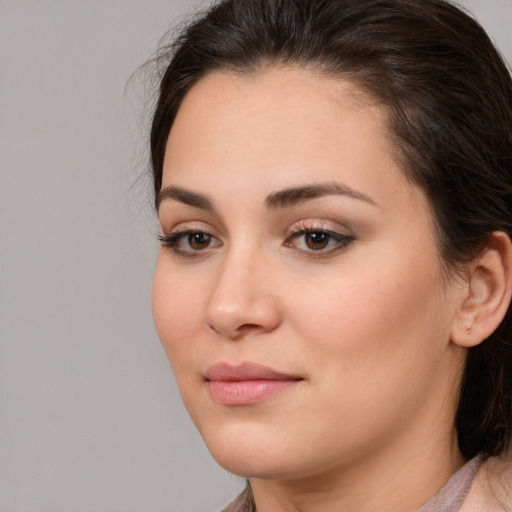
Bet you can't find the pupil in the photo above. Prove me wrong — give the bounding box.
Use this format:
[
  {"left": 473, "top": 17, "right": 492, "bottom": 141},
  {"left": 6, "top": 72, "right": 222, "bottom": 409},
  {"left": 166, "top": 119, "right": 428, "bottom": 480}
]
[
  {"left": 189, "top": 233, "right": 210, "bottom": 250},
  {"left": 306, "top": 232, "right": 329, "bottom": 250}
]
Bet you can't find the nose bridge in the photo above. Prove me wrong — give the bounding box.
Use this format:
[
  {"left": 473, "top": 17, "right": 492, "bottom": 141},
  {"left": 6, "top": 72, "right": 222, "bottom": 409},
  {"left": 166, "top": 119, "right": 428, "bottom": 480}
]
[{"left": 205, "top": 242, "right": 279, "bottom": 338}]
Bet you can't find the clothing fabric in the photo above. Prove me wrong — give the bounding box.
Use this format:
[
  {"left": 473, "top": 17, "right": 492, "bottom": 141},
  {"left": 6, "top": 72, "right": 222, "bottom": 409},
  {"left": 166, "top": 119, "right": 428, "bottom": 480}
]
[
  {"left": 416, "top": 457, "right": 481, "bottom": 512},
  {"left": 222, "top": 485, "right": 254, "bottom": 512},
  {"left": 221, "top": 457, "right": 482, "bottom": 512}
]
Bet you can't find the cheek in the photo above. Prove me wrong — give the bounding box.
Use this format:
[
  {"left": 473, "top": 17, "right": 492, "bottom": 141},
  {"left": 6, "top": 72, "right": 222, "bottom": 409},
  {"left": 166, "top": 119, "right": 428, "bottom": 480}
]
[
  {"left": 152, "top": 259, "right": 206, "bottom": 370},
  {"left": 280, "top": 267, "right": 450, "bottom": 441},
  {"left": 285, "top": 250, "right": 448, "bottom": 376}
]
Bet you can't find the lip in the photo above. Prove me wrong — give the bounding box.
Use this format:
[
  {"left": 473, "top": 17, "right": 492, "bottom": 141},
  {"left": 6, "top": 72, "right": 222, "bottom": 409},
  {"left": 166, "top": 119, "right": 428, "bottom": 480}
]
[{"left": 205, "top": 362, "right": 303, "bottom": 406}]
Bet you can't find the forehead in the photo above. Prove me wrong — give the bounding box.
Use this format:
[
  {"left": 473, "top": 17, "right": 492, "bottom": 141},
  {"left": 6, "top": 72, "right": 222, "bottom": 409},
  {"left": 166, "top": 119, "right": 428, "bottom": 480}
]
[
  {"left": 163, "top": 66, "right": 401, "bottom": 189},
  {"left": 162, "top": 67, "right": 416, "bottom": 213},
  {"left": 183, "top": 65, "right": 380, "bottom": 116},
  {"left": 171, "top": 66, "right": 384, "bottom": 134}
]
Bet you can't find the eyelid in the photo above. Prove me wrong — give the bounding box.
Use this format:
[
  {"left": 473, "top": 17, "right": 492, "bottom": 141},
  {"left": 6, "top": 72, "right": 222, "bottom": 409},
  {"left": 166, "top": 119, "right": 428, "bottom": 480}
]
[
  {"left": 285, "top": 219, "right": 352, "bottom": 238},
  {"left": 158, "top": 222, "right": 222, "bottom": 257},
  {"left": 158, "top": 219, "right": 222, "bottom": 241},
  {"left": 284, "top": 219, "right": 355, "bottom": 256},
  {"left": 160, "top": 219, "right": 214, "bottom": 232}
]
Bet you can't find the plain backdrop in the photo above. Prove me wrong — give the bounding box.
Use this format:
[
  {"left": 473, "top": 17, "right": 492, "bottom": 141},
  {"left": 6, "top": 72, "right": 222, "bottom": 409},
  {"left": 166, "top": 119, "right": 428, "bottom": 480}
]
[{"left": 0, "top": 1, "right": 510, "bottom": 511}]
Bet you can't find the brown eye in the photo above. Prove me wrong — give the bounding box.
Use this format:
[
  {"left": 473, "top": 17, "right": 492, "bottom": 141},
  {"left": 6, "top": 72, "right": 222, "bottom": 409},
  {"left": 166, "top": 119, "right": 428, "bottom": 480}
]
[
  {"left": 158, "top": 229, "right": 222, "bottom": 257},
  {"left": 284, "top": 227, "right": 354, "bottom": 255},
  {"left": 304, "top": 232, "right": 330, "bottom": 250},
  {"left": 188, "top": 232, "right": 212, "bottom": 250}
]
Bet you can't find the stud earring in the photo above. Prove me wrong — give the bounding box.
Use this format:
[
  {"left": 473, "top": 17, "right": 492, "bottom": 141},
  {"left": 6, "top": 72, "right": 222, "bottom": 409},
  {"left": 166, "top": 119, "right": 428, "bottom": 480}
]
[{"left": 466, "top": 326, "right": 472, "bottom": 335}]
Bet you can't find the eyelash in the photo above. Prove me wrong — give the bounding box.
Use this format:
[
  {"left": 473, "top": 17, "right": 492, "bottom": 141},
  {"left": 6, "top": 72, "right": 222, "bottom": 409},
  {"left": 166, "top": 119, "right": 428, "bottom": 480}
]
[
  {"left": 158, "top": 229, "right": 220, "bottom": 257},
  {"left": 284, "top": 223, "right": 354, "bottom": 256},
  {"left": 158, "top": 224, "right": 354, "bottom": 258}
]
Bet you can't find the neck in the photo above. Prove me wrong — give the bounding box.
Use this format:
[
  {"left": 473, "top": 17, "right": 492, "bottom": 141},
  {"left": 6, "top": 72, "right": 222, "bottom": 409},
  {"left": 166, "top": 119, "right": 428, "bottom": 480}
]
[{"left": 250, "top": 421, "right": 466, "bottom": 512}]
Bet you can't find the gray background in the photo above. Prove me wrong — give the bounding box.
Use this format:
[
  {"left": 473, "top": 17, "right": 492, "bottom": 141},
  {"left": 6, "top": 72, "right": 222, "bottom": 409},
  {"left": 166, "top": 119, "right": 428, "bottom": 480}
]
[{"left": 0, "top": 1, "right": 510, "bottom": 511}]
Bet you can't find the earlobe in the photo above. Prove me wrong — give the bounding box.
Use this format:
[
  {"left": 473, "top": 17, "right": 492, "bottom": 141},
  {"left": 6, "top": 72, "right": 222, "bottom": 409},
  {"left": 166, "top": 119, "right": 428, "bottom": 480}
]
[{"left": 451, "top": 231, "right": 512, "bottom": 348}]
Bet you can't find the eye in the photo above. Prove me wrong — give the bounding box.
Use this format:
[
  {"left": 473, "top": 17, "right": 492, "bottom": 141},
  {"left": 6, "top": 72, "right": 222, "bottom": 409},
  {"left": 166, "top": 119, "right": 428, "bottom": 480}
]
[
  {"left": 301, "top": 231, "right": 332, "bottom": 250},
  {"left": 284, "top": 225, "right": 354, "bottom": 255},
  {"left": 185, "top": 232, "right": 212, "bottom": 250},
  {"left": 158, "top": 229, "right": 222, "bottom": 256}
]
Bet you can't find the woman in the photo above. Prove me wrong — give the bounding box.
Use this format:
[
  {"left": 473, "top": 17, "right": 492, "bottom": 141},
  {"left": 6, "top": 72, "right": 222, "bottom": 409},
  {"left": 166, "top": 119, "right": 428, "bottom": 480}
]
[{"left": 149, "top": 0, "right": 512, "bottom": 510}]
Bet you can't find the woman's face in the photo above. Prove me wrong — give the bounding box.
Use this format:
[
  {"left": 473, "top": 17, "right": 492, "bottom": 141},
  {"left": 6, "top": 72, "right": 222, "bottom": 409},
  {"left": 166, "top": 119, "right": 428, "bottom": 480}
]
[{"left": 152, "top": 67, "right": 467, "bottom": 481}]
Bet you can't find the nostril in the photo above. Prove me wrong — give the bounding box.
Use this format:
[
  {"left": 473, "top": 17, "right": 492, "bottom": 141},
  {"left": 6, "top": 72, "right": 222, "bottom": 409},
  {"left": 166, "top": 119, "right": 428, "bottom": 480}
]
[
  {"left": 237, "top": 323, "right": 262, "bottom": 334},
  {"left": 208, "top": 323, "right": 222, "bottom": 335},
  {"left": 205, "top": 290, "right": 281, "bottom": 339},
  {"left": 207, "top": 321, "right": 271, "bottom": 338}
]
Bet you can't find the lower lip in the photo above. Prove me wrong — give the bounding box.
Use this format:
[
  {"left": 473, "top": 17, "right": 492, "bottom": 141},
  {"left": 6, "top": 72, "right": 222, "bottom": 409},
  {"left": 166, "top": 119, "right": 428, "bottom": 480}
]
[{"left": 207, "top": 379, "right": 299, "bottom": 406}]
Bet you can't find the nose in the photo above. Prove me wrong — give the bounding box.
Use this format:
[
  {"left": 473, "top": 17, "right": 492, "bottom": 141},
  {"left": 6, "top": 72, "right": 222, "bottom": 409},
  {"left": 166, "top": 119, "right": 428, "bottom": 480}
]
[{"left": 204, "top": 251, "right": 281, "bottom": 339}]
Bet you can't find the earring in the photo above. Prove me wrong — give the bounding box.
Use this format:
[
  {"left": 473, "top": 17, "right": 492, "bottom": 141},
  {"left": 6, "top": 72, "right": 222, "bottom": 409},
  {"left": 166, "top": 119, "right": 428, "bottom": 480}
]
[{"left": 466, "top": 326, "right": 472, "bottom": 335}]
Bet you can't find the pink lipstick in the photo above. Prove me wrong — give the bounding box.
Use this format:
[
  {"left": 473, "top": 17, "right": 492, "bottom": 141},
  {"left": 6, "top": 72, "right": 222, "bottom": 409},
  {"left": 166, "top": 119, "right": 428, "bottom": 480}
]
[{"left": 205, "top": 362, "right": 302, "bottom": 406}]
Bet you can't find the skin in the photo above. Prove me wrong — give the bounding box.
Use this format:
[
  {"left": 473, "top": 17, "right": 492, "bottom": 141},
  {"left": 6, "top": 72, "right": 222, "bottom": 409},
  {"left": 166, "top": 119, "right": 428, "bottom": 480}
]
[{"left": 152, "top": 67, "right": 474, "bottom": 512}]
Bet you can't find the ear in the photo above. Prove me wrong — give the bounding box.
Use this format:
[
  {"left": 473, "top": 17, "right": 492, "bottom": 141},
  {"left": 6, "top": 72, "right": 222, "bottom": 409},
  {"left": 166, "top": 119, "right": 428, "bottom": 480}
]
[{"left": 451, "top": 231, "right": 512, "bottom": 348}]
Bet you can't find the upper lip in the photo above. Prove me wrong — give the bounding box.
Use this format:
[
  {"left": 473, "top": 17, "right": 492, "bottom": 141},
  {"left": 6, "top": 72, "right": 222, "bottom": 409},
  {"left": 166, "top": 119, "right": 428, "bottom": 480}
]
[{"left": 205, "top": 362, "right": 302, "bottom": 382}]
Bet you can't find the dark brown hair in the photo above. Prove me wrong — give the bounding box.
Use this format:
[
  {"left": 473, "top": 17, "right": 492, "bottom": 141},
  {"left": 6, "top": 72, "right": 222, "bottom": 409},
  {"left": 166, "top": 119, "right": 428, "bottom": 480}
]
[{"left": 150, "top": 0, "right": 512, "bottom": 459}]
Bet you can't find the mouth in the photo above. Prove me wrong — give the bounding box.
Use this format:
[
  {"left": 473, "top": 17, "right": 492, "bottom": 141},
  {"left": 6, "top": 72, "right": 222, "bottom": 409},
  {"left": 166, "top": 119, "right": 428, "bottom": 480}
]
[{"left": 205, "top": 362, "right": 303, "bottom": 406}]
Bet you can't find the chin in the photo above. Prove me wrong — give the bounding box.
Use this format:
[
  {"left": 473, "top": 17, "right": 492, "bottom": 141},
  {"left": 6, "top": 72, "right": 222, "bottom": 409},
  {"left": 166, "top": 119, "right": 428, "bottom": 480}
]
[
  {"left": 200, "top": 419, "right": 352, "bottom": 483},
  {"left": 199, "top": 420, "right": 304, "bottom": 479},
  {"left": 210, "top": 450, "right": 302, "bottom": 481}
]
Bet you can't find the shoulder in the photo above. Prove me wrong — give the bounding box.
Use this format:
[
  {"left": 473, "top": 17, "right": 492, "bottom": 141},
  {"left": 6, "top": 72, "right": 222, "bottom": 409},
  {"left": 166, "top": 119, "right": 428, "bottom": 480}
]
[{"left": 460, "top": 455, "right": 512, "bottom": 512}]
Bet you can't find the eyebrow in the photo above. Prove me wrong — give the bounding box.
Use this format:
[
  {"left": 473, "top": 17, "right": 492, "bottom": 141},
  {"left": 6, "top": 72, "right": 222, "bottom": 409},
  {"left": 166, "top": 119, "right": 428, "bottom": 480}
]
[
  {"left": 155, "top": 186, "right": 214, "bottom": 211},
  {"left": 156, "top": 182, "right": 375, "bottom": 211},
  {"left": 265, "top": 182, "right": 375, "bottom": 210}
]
